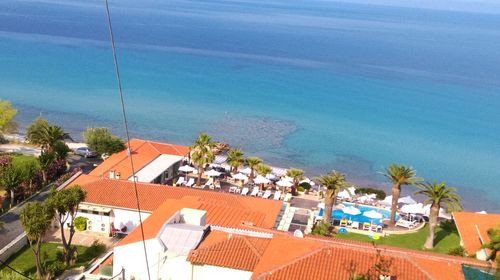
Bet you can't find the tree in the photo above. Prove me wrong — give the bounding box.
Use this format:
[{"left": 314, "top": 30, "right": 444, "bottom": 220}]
[
  {"left": 415, "top": 182, "right": 461, "bottom": 249},
  {"left": 190, "top": 133, "right": 215, "bottom": 186},
  {"left": 0, "top": 99, "right": 18, "bottom": 138},
  {"left": 286, "top": 168, "right": 304, "bottom": 195},
  {"left": 314, "top": 170, "right": 346, "bottom": 224},
  {"left": 0, "top": 165, "right": 23, "bottom": 208},
  {"left": 381, "top": 164, "right": 422, "bottom": 227},
  {"left": 12, "top": 155, "right": 40, "bottom": 195},
  {"left": 256, "top": 164, "right": 272, "bottom": 176},
  {"left": 47, "top": 185, "right": 86, "bottom": 265},
  {"left": 83, "top": 127, "right": 125, "bottom": 156},
  {"left": 26, "top": 117, "right": 72, "bottom": 152},
  {"left": 481, "top": 224, "right": 500, "bottom": 262},
  {"left": 38, "top": 151, "right": 56, "bottom": 183},
  {"left": 227, "top": 148, "right": 244, "bottom": 174},
  {"left": 246, "top": 157, "right": 262, "bottom": 184},
  {"left": 19, "top": 201, "right": 55, "bottom": 279},
  {"left": 53, "top": 140, "right": 70, "bottom": 160}
]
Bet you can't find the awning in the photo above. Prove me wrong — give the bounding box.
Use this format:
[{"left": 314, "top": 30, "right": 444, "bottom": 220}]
[
  {"left": 79, "top": 204, "right": 112, "bottom": 213},
  {"left": 129, "top": 154, "right": 183, "bottom": 183}
]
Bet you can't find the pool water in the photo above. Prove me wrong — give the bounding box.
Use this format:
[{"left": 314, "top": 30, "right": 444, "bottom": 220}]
[{"left": 318, "top": 203, "right": 398, "bottom": 225}]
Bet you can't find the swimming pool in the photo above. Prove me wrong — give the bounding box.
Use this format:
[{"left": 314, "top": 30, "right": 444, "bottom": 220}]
[{"left": 317, "top": 203, "right": 399, "bottom": 225}]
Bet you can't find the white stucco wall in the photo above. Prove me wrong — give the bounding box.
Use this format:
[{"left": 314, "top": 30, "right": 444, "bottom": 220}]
[
  {"left": 192, "top": 264, "right": 252, "bottom": 280},
  {"left": 112, "top": 208, "right": 151, "bottom": 234},
  {"left": 114, "top": 239, "right": 164, "bottom": 280}
]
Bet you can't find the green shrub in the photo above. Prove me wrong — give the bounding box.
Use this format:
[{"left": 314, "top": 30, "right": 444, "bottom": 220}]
[
  {"left": 297, "top": 186, "right": 305, "bottom": 192},
  {"left": 355, "top": 188, "right": 386, "bottom": 200},
  {"left": 448, "top": 246, "right": 466, "bottom": 256},
  {"left": 74, "top": 216, "right": 88, "bottom": 231},
  {"left": 46, "top": 260, "right": 67, "bottom": 278},
  {"left": 86, "top": 240, "right": 107, "bottom": 258},
  {"left": 312, "top": 221, "right": 333, "bottom": 237},
  {"left": 100, "top": 264, "right": 113, "bottom": 276},
  {"left": 299, "top": 182, "right": 311, "bottom": 190},
  {"left": 0, "top": 271, "right": 35, "bottom": 280}
]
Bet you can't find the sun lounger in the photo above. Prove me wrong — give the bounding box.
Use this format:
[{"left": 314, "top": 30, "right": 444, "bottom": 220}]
[
  {"left": 229, "top": 186, "right": 237, "bottom": 193},
  {"left": 273, "top": 191, "right": 281, "bottom": 200},
  {"left": 262, "top": 190, "right": 272, "bottom": 199},
  {"left": 396, "top": 219, "right": 416, "bottom": 229},
  {"left": 250, "top": 187, "right": 259, "bottom": 196},
  {"left": 363, "top": 223, "right": 371, "bottom": 231},
  {"left": 204, "top": 178, "right": 213, "bottom": 188},
  {"left": 350, "top": 221, "right": 359, "bottom": 229},
  {"left": 283, "top": 193, "right": 292, "bottom": 202},
  {"left": 186, "top": 178, "right": 195, "bottom": 188},
  {"left": 241, "top": 187, "right": 249, "bottom": 196},
  {"left": 175, "top": 177, "right": 186, "bottom": 186}
]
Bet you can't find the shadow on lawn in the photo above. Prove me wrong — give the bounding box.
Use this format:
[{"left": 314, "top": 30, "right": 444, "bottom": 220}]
[{"left": 434, "top": 220, "right": 458, "bottom": 245}]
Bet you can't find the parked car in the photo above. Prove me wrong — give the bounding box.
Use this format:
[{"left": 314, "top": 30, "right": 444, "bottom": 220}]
[{"left": 74, "top": 147, "right": 98, "bottom": 158}]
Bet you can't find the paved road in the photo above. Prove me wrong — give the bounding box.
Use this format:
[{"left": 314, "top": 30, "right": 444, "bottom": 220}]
[{"left": 0, "top": 154, "right": 101, "bottom": 249}]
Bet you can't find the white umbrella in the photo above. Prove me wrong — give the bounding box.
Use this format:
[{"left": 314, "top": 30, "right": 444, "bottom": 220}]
[
  {"left": 342, "top": 206, "right": 361, "bottom": 216},
  {"left": 337, "top": 190, "right": 351, "bottom": 199},
  {"left": 276, "top": 179, "right": 293, "bottom": 188},
  {"left": 380, "top": 195, "right": 393, "bottom": 206},
  {"left": 401, "top": 203, "right": 424, "bottom": 214},
  {"left": 232, "top": 173, "right": 248, "bottom": 181},
  {"left": 422, "top": 204, "right": 451, "bottom": 219},
  {"left": 179, "top": 165, "right": 196, "bottom": 172},
  {"left": 358, "top": 195, "right": 372, "bottom": 203},
  {"left": 204, "top": 169, "right": 221, "bottom": 177},
  {"left": 363, "top": 210, "right": 383, "bottom": 219},
  {"left": 398, "top": 195, "right": 417, "bottom": 205},
  {"left": 240, "top": 167, "right": 252, "bottom": 175},
  {"left": 348, "top": 186, "right": 357, "bottom": 196},
  {"left": 254, "top": 175, "right": 270, "bottom": 184}
]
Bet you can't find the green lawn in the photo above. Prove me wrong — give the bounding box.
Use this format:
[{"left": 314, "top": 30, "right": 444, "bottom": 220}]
[
  {"left": 0, "top": 243, "right": 95, "bottom": 275},
  {"left": 335, "top": 223, "right": 461, "bottom": 254}
]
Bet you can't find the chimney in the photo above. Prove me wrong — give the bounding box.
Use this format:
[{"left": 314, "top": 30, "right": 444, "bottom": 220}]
[
  {"left": 109, "top": 170, "right": 115, "bottom": 179},
  {"left": 115, "top": 172, "right": 121, "bottom": 180}
]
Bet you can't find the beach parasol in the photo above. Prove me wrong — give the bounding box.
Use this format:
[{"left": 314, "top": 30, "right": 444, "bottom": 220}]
[
  {"left": 401, "top": 203, "right": 424, "bottom": 214},
  {"left": 232, "top": 173, "right": 248, "bottom": 181},
  {"left": 204, "top": 169, "right": 221, "bottom": 177},
  {"left": 398, "top": 195, "right": 417, "bottom": 205},
  {"left": 276, "top": 179, "right": 293, "bottom": 188},
  {"left": 337, "top": 190, "right": 351, "bottom": 199},
  {"left": 254, "top": 175, "right": 270, "bottom": 184},
  {"left": 179, "top": 165, "right": 196, "bottom": 173},
  {"left": 363, "top": 210, "right": 383, "bottom": 219},
  {"left": 342, "top": 206, "right": 361, "bottom": 216},
  {"left": 240, "top": 167, "right": 252, "bottom": 175},
  {"left": 380, "top": 195, "right": 393, "bottom": 206}
]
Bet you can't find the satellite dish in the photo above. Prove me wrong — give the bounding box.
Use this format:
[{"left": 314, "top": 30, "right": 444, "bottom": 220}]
[{"left": 293, "top": 229, "right": 304, "bottom": 238}]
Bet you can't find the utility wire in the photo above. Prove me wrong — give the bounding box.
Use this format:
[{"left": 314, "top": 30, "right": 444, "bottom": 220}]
[
  {"left": 0, "top": 258, "right": 34, "bottom": 280},
  {"left": 103, "top": 1, "right": 151, "bottom": 280}
]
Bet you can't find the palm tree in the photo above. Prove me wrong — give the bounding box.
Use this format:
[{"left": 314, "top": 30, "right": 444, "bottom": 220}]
[
  {"left": 286, "top": 168, "right": 304, "bottom": 195},
  {"left": 256, "top": 164, "right": 272, "bottom": 177},
  {"left": 27, "top": 121, "right": 72, "bottom": 152},
  {"left": 481, "top": 225, "right": 500, "bottom": 262},
  {"left": 0, "top": 166, "right": 23, "bottom": 208},
  {"left": 415, "top": 182, "right": 462, "bottom": 249},
  {"left": 227, "top": 148, "right": 244, "bottom": 174},
  {"left": 246, "top": 157, "right": 262, "bottom": 184},
  {"left": 190, "top": 133, "right": 215, "bottom": 186},
  {"left": 314, "top": 170, "right": 346, "bottom": 224},
  {"left": 382, "top": 164, "right": 422, "bottom": 226}
]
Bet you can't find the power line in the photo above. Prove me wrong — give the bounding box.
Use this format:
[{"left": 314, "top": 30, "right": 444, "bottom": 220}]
[
  {"left": 103, "top": 1, "right": 152, "bottom": 280},
  {"left": 0, "top": 258, "right": 34, "bottom": 280}
]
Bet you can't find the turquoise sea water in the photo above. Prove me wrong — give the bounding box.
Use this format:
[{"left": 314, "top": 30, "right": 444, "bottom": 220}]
[{"left": 1, "top": 0, "right": 499, "bottom": 211}]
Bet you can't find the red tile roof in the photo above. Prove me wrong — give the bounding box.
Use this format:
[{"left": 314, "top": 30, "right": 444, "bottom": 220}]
[
  {"left": 89, "top": 139, "right": 189, "bottom": 179},
  {"left": 452, "top": 211, "right": 500, "bottom": 255},
  {"left": 186, "top": 229, "right": 493, "bottom": 280},
  {"left": 188, "top": 231, "right": 271, "bottom": 271}
]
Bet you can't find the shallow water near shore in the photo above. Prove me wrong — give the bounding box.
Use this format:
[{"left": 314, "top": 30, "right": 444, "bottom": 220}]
[{"left": 1, "top": 0, "right": 500, "bottom": 211}]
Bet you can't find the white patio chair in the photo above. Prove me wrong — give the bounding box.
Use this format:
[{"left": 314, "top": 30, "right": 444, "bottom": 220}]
[
  {"left": 273, "top": 191, "right": 281, "bottom": 200},
  {"left": 241, "top": 187, "right": 249, "bottom": 196},
  {"left": 262, "top": 190, "right": 272, "bottom": 199},
  {"left": 175, "top": 177, "right": 186, "bottom": 186},
  {"left": 186, "top": 178, "right": 195, "bottom": 187},
  {"left": 350, "top": 221, "right": 359, "bottom": 229}
]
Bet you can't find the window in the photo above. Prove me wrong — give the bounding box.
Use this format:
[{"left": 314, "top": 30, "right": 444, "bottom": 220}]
[{"left": 92, "top": 211, "right": 99, "bottom": 215}]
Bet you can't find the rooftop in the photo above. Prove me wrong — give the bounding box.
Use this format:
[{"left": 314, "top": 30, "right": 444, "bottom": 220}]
[
  {"left": 89, "top": 139, "right": 189, "bottom": 180},
  {"left": 452, "top": 211, "right": 500, "bottom": 255}
]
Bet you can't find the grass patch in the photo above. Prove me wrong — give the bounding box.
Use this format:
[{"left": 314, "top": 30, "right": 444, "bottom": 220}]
[
  {"left": 335, "top": 223, "right": 460, "bottom": 254},
  {"left": 0, "top": 242, "right": 99, "bottom": 275}
]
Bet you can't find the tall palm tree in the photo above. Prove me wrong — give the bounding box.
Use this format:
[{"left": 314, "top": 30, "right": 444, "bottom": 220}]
[
  {"left": 382, "top": 164, "right": 422, "bottom": 226},
  {"left": 256, "top": 164, "right": 272, "bottom": 176},
  {"left": 415, "top": 182, "right": 462, "bottom": 249},
  {"left": 227, "top": 148, "right": 244, "bottom": 174},
  {"left": 481, "top": 225, "right": 500, "bottom": 262},
  {"left": 314, "top": 170, "right": 346, "bottom": 224},
  {"left": 190, "top": 133, "right": 215, "bottom": 186},
  {"left": 286, "top": 168, "right": 304, "bottom": 195},
  {"left": 246, "top": 157, "right": 262, "bottom": 183},
  {"left": 27, "top": 121, "right": 72, "bottom": 152}
]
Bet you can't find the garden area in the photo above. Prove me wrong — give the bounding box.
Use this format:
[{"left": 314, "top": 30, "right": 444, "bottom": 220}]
[
  {"left": 0, "top": 241, "right": 106, "bottom": 278},
  {"left": 334, "top": 221, "right": 462, "bottom": 255}
]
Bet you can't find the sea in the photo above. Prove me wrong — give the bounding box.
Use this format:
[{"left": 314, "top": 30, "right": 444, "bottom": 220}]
[{"left": 1, "top": 0, "right": 499, "bottom": 211}]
